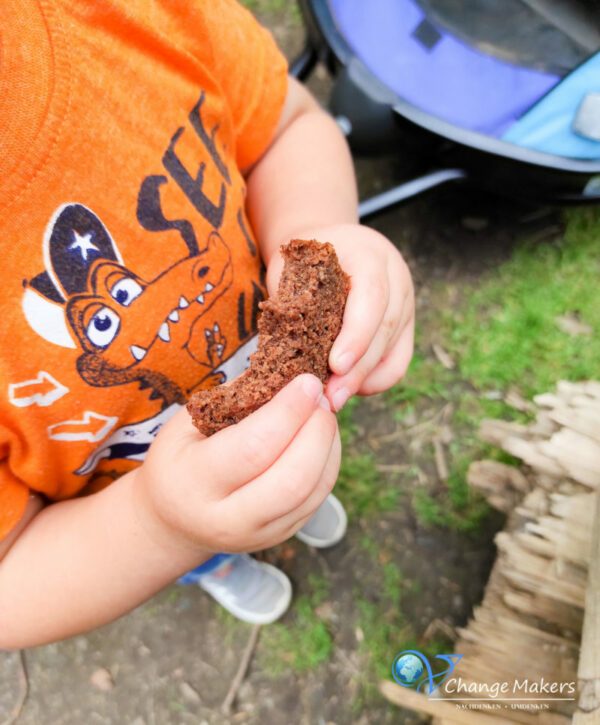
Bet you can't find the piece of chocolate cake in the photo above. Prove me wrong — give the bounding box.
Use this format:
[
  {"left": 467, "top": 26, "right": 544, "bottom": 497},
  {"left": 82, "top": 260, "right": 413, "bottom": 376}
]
[{"left": 187, "top": 239, "right": 350, "bottom": 435}]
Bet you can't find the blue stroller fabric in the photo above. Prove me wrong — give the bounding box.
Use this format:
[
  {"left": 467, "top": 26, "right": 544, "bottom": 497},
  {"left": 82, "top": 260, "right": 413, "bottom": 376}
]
[
  {"left": 329, "top": 0, "right": 559, "bottom": 137},
  {"left": 502, "top": 52, "right": 600, "bottom": 159}
]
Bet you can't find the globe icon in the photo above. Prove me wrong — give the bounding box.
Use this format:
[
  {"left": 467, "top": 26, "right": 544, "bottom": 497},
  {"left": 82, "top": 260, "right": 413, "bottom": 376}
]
[{"left": 393, "top": 653, "right": 424, "bottom": 686}]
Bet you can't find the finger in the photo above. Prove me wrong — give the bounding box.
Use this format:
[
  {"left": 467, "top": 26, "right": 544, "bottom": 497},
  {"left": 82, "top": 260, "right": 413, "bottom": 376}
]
[
  {"left": 222, "top": 406, "right": 338, "bottom": 529},
  {"left": 245, "top": 506, "right": 318, "bottom": 553},
  {"left": 261, "top": 424, "right": 342, "bottom": 540},
  {"left": 327, "top": 320, "right": 392, "bottom": 410},
  {"left": 326, "top": 280, "right": 406, "bottom": 410},
  {"left": 248, "top": 429, "right": 341, "bottom": 551},
  {"left": 205, "top": 374, "right": 328, "bottom": 495},
  {"left": 265, "top": 252, "right": 284, "bottom": 297},
  {"left": 328, "top": 255, "right": 389, "bottom": 376},
  {"left": 330, "top": 305, "right": 413, "bottom": 407},
  {"left": 359, "top": 320, "right": 415, "bottom": 395},
  {"left": 327, "top": 272, "right": 414, "bottom": 409},
  {"left": 161, "top": 374, "right": 326, "bottom": 496}
]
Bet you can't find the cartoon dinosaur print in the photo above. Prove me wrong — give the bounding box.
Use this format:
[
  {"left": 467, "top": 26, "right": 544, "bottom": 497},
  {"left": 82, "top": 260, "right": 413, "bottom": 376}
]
[
  {"left": 74, "top": 333, "right": 258, "bottom": 476},
  {"left": 23, "top": 203, "right": 233, "bottom": 407},
  {"left": 204, "top": 323, "right": 227, "bottom": 367}
]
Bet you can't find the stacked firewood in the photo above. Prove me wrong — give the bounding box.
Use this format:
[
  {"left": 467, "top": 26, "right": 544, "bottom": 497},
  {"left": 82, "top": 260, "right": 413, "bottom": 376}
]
[{"left": 380, "top": 381, "right": 600, "bottom": 724}]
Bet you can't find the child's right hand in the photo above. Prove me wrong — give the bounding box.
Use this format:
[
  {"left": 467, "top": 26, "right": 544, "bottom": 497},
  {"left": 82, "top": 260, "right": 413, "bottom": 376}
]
[{"left": 134, "top": 374, "right": 340, "bottom": 556}]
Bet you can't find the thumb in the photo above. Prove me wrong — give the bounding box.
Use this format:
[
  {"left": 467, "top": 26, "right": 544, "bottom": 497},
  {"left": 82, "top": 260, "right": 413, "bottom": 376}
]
[{"left": 266, "top": 251, "right": 284, "bottom": 297}]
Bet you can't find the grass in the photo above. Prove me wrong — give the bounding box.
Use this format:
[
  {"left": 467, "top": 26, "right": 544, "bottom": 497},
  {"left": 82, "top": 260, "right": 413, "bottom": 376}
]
[
  {"left": 217, "top": 574, "right": 333, "bottom": 676},
  {"left": 239, "top": 0, "right": 301, "bottom": 22},
  {"left": 411, "top": 464, "right": 491, "bottom": 534},
  {"left": 337, "top": 451, "right": 400, "bottom": 518},
  {"left": 354, "top": 537, "right": 453, "bottom": 707},
  {"left": 258, "top": 574, "right": 334, "bottom": 675},
  {"left": 449, "top": 208, "right": 600, "bottom": 393},
  {"left": 357, "top": 599, "right": 450, "bottom": 681},
  {"left": 384, "top": 353, "right": 496, "bottom": 534},
  {"left": 337, "top": 395, "right": 402, "bottom": 518},
  {"left": 384, "top": 351, "right": 454, "bottom": 406},
  {"left": 355, "top": 545, "right": 410, "bottom": 705},
  {"left": 388, "top": 208, "right": 600, "bottom": 534}
]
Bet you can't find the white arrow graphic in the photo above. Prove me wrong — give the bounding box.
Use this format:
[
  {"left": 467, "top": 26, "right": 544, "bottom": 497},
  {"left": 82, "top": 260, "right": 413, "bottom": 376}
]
[
  {"left": 47, "top": 411, "right": 118, "bottom": 443},
  {"left": 8, "top": 371, "right": 69, "bottom": 408}
]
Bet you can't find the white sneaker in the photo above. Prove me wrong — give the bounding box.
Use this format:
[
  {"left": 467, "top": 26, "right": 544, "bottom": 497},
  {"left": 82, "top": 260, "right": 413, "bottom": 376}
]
[
  {"left": 197, "top": 554, "right": 292, "bottom": 624},
  {"left": 296, "top": 493, "right": 347, "bottom": 548}
]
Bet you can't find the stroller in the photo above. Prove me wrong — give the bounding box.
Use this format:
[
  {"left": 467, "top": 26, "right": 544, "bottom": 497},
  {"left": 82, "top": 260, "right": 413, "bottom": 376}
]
[{"left": 291, "top": 0, "right": 600, "bottom": 218}]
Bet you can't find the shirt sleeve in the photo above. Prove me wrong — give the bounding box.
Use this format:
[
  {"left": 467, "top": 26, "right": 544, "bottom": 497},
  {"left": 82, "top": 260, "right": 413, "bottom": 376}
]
[{"left": 199, "top": 0, "right": 289, "bottom": 171}]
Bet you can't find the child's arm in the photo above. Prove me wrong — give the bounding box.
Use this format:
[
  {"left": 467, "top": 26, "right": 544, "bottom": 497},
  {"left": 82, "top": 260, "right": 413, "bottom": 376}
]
[
  {"left": 247, "top": 78, "right": 415, "bottom": 410},
  {"left": 0, "top": 375, "right": 338, "bottom": 648}
]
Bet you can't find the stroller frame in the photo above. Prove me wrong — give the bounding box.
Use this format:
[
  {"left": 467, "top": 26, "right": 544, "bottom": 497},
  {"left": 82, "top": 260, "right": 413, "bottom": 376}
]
[{"left": 292, "top": 0, "right": 600, "bottom": 218}]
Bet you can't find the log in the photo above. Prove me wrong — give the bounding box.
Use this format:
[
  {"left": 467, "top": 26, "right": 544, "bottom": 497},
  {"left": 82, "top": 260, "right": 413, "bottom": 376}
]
[
  {"left": 468, "top": 460, "right": 530, "bottom": 512},
  {"left": 379, "top": 681, "right": 515, "bottom": 724},
  {"left": 549, "top": 408, "right": 600, "bottom": 444},
  {"left": 381, "top": 681, "right": 571, "bottom": 725},
  {"left": 573, "top": 490, "right": 600, "bottom": 723},
  {"left": 385, "top": 382, "right": 599, "bottom": 724}
]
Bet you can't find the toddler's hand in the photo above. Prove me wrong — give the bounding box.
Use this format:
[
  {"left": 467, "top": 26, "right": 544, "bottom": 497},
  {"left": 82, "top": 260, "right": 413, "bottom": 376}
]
[
  {"left": 267, "top": 224, "right": 415, "bottom": 411},
  {"left": 134, "top": 375, "right": 340, "bottom": 555}
]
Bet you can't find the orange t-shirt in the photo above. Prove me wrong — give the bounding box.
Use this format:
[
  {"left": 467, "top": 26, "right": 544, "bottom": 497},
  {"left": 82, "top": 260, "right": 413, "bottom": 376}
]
[{"left": 0, "top": 0, "right": 288, "bottom": 538}]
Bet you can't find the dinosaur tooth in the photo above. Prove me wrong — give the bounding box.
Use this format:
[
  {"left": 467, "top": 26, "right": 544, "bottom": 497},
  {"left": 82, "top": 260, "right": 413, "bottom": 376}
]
[
  {"left": 158, "top": 322, "right": 170, "bottom": 342},
  {"left": 179, "top": 296, "right": 190, "bottom": 308},
  {"left": 168, "top": 309, "right": 180, "bottom": 322},
  {"left": 196, "top": 294, "right": 204, "bottom": 305},
  {"left": 130, "top": 345, "right": 147, "bottom": 362}
]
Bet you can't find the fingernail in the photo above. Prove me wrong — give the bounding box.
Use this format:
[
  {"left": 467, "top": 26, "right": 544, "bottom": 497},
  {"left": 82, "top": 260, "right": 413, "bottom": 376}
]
[
  {"left": 331, "top": 386, "right": 350, "bottom": 412},
  {"left": 301, "top": 374, "right": 323, "bottom": 401},
  {"left": 333, "top": 351, "right": 355, "bottom": 376},
  {"left": 318, "top": 394, "right": 331, "bottom": 411}
]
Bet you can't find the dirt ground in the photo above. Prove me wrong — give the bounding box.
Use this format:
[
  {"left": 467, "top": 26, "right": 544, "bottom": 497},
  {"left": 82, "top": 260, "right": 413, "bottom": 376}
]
[{"left": 0, "top": 7, "right": 563, "bottom": 725}]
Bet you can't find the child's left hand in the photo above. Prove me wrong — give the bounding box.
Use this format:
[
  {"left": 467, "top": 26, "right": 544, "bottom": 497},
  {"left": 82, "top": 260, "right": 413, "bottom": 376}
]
[{"left": 266, "top": 223, "right": 415, "bottom": 411}]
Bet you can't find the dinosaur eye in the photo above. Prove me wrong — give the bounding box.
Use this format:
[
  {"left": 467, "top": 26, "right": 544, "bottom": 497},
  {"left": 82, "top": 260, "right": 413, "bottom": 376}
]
[
  {"left": 110, "top": 278, "right": 143, "bottom": 307},
  {"left": 87, "top": 307, "right": 120, "bottom": 348},
  {"left": 197, "top": 266, "right": 210, "bottom": 278}
]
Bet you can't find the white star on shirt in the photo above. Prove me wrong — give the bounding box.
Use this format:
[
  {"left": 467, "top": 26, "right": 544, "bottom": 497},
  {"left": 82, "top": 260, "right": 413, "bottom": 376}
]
[{"left": 69, "top": 231, "right": 99, "bottom": 261}]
